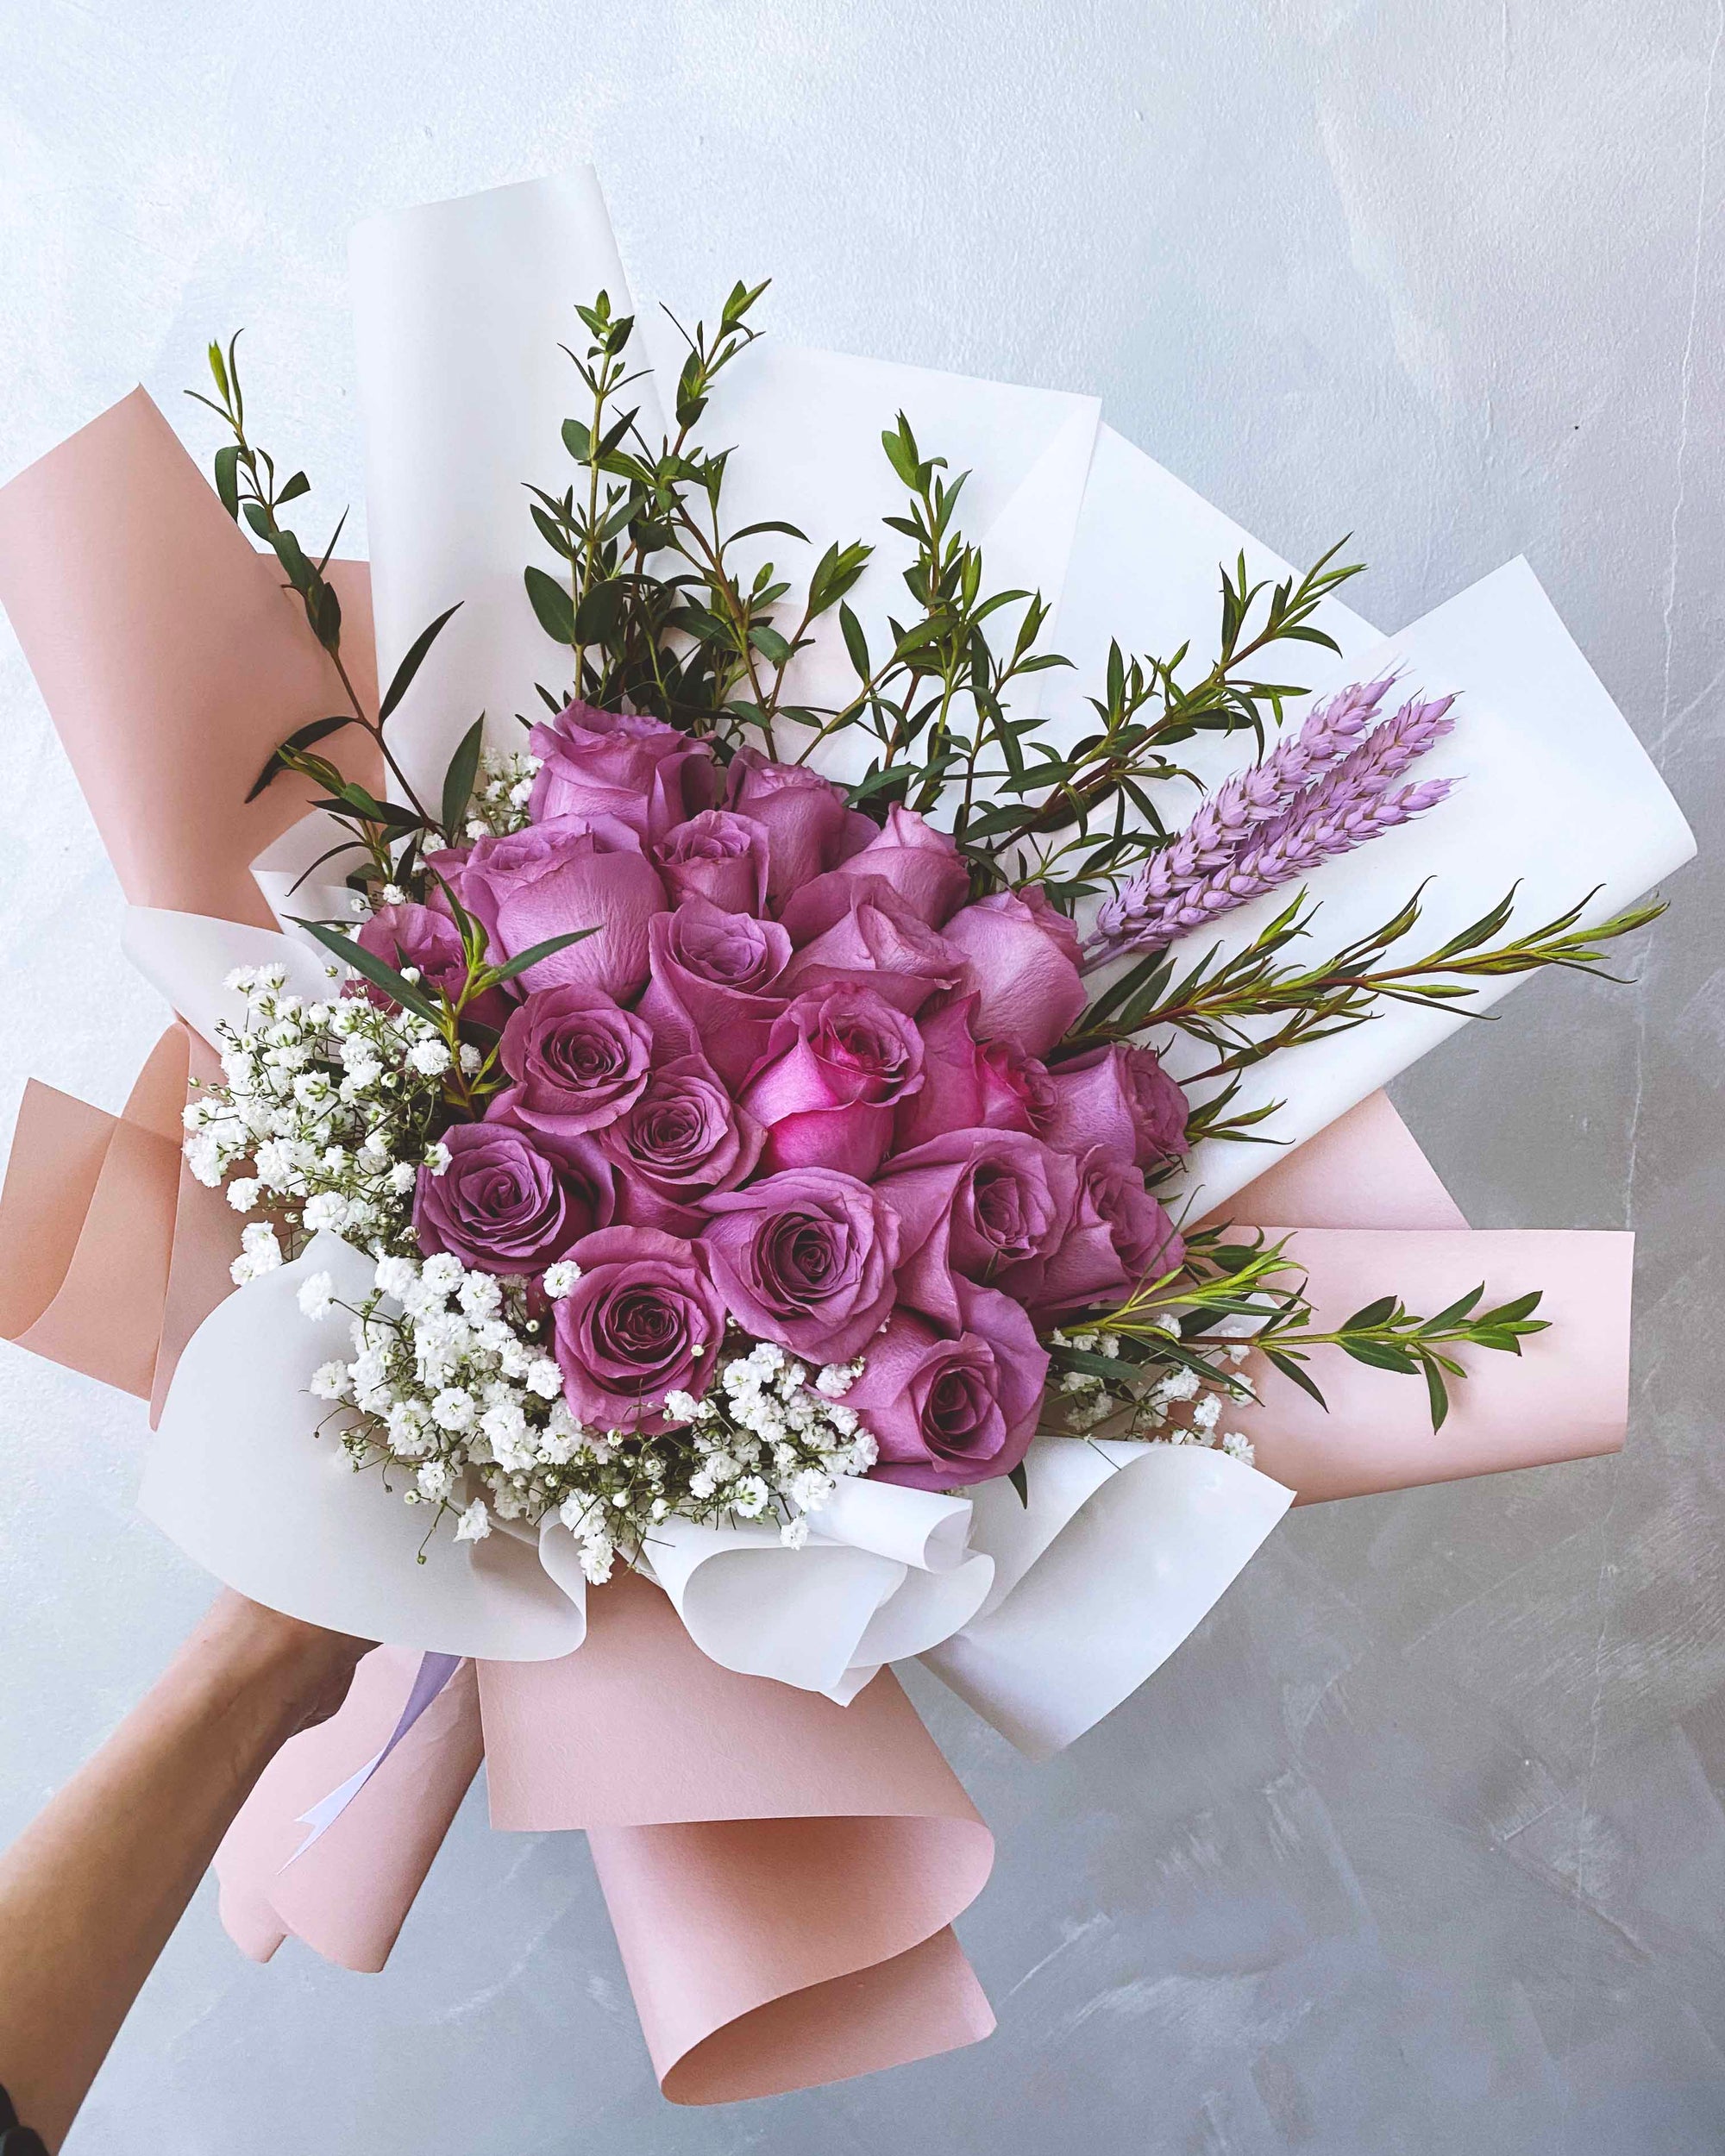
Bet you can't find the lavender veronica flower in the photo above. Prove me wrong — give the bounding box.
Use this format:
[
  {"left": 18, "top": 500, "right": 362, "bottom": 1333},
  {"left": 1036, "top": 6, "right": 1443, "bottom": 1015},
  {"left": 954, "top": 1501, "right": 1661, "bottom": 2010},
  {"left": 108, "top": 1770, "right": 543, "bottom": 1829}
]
[{"left": 1087, "top": 688, "right": 1458, "bottom": 964}]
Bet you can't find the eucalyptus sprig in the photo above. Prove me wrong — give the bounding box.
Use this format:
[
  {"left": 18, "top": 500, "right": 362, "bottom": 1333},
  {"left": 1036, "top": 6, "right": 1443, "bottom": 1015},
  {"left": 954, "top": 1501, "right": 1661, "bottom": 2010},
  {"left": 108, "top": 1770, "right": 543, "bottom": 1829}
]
[
  {"left": 1076, "top": 883, "right": 1665, "bottom": 1075},
  {"left": 1065, "top": 1228, "right": 1549, "bottom": 1432}
]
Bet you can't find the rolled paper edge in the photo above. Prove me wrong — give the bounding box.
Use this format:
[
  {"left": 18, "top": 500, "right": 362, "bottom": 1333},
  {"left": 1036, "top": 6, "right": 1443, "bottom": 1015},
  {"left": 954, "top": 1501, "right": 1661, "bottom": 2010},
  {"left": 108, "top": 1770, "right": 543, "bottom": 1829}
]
[
  {"left": 214, "top": 1648, "right": 483, "bottom": 1974},
  {"left": 590, "top": 1824, "right": 995, "bottom": 2103},
  {"left": 1234, "top": 1226, "right": 1634, "bottom": 1504},
  {"left": 660, "top": 1925, "right": 994, "bottom": 2105}
]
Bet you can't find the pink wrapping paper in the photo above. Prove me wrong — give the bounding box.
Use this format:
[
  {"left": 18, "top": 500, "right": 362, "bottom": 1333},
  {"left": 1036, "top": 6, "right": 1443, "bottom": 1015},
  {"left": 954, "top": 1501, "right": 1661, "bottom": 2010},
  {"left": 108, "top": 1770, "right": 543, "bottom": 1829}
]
[
  {"left": 0, "top": 389, "right": 378, "bottom": 927},
  {"left": 216, "top": 1648, "right": 483, "bottom": 1972},
  {"left": 484, "top": 1571, "right": 995, "bottom": 2101}
]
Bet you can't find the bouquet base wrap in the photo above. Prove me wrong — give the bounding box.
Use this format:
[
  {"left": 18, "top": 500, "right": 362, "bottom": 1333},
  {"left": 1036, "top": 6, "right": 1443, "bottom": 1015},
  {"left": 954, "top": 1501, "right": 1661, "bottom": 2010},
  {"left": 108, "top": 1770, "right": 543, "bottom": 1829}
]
[{"left": 217, "top": 1570, "right": 994, "bottom": 2103}]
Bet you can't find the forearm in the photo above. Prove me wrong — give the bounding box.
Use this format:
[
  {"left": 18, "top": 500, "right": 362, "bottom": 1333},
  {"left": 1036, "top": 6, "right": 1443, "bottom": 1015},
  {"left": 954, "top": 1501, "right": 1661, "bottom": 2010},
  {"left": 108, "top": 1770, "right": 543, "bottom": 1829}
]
[{"left": 0, "top": 1595, "right": 361, "bottom": 2149}]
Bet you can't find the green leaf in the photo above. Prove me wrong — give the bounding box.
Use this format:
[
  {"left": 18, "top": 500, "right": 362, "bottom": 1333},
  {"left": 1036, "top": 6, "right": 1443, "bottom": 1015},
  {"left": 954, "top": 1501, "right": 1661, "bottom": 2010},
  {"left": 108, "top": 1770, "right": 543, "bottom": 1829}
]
[
  {"left": 213, "top": 443, "right": 242, "bottom": 521},
  {"left": 1264, "top": 1349, "right": 1328, "bottom": 1408},
  {"left": 1007, "top": 1461, "right": 1030, "bottom": 1507},
  {"left": 277, "top": 470, "right": 310, "bottom": 505},
  {"left": 289, "top": 917, "right": 441, "bottom": 1022},
  {"left": 561, "top": 417, "right": 592, "bottom": 461},
  {"left": 441, "top": 714, "right": 486, "bottom": 837},
  {"left": 306, "top": 576, "right": 342, "bottom": 653},
  {"left": 246, "top": 715, "right": 359, "bottom": 802},
  {"left": 748, "top": 623, "right": 793, "bottom": 664},
  {"left": 1340, "top": 1295, "right": 1399, "bottom": 1332},
  {"left": 839, "top": 602, "right": 870, "bottom": 680},
  {"left": 379, "top": 602, "right": 463, "bottom": 724},
  {"left": 1340, "top": 1339, "right": 1421, "bottom": 1375},
  {"left": 573, "top": 578, "right": 627, "bottom": 644},
  {"left": 1061, "top": 1347, "right": 1126, "bottom": 1381},
  {"left": 267, "top": 524, "right": 316, "bottom": 594},
  {"left": 483, "top": 925, "right": 601, "bottom": 987},
  {"left": 524, "top": 565, "right": 576, "bottom": 644},
  {"left": 728, "top": 519, "right": 810, "bottom": 543},
  {"left": 1424, "top": 1357, "right": 1451, "bottom": 1432}
]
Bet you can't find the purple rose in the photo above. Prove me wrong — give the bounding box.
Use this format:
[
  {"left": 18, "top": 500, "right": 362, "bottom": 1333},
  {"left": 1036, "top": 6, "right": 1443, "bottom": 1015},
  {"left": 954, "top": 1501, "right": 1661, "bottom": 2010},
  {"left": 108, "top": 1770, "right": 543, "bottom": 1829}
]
[
  {"left": 777, "top": 805, "right": 972, "bottom": 944},
  {"left": 700, "top": 1167, "right": 900, "bottom": 1363},
  {"left": 893, "top": 995, "right": 1053, "bottom": 1151},
  {"left": 356, "top": 902, "right": 467, "bottom": 1001},
  {"left": 938, "top": 890, "right": 1087, "bottom": 1058},
  {"left": 852, "top": 1278, "right": 1049, "bottom": 1493},
  {"left": 598, "top": 1054, "right": 765, "bottom": 1231},
  {"left": 652, "top": 808, "right": 770, "bottom": 914},
  {"left": 486, "top": 984, "right": 653, "bottom": 1144},
  {"left": 1039, "top": 1043, "right": 1189, "bottom": 1169},
  {"left": 724, "top": 746, "right": 875, "bottom": 910},
  {"left": 550, "top": 1225, "right": 728, "bottom": 1432},
  {"left": 412, "top": 1121, "right": 590, "bottom": 1275},
  {"left": 1001, "top": 1145, "right": 1183, "bottom": 1321},
  {"left": 635, "top": 899, "right": 793, "bottom": 1089},
  {"left": 739, "top": 983, "right": 925, "bottom": 1179},
  {"left": 874, "top": 1126, "right": 1076, "bottom": 1327},
  {"left": 527, "top": 701, "right": 718, "bottom": 841},
  {"left": 441, "top": 813, "right": 668, "bottom": 1002},
  {"left": 777, "top": 888, "right": 974, "bottom": 1017}
]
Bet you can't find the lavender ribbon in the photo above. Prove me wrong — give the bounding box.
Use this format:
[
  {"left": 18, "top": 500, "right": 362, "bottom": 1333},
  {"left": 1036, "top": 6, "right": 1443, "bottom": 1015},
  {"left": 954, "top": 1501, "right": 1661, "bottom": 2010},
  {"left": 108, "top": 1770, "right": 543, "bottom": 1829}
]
[{"left": 283, "top": 1651, "right": 463, "bottom": 1867}]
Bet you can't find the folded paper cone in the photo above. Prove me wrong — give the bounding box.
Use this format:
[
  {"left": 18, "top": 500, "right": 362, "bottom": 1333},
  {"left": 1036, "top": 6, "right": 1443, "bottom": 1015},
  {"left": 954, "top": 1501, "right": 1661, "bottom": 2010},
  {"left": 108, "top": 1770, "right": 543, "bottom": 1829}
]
[
  {"left": 215, "top": 1647, "right": 482, "bottom": 1973},
  {"left": 0, "top": 1031, "right": 186, "bottom": 1397},
  {"left": 480, "top": 1569, "right": 995, "bottom": 2101},
  {"left": 0, "top": 389, "right": 379, "bottom": 926}
]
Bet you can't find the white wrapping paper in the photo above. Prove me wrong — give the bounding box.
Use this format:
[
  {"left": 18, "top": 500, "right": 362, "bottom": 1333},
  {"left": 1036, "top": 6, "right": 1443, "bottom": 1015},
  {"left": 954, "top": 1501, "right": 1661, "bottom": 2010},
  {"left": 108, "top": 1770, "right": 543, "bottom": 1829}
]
[{"left": 351, "top": 171, "right": 656, "bottom": 800}]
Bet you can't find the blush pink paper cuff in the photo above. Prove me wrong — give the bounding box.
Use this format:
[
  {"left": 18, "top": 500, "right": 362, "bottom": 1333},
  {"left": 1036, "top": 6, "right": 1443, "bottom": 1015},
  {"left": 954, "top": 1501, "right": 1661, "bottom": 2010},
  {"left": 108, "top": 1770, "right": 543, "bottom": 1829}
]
[{"left": 0, "top": 389, "right": 1637, "bottom": 2102}]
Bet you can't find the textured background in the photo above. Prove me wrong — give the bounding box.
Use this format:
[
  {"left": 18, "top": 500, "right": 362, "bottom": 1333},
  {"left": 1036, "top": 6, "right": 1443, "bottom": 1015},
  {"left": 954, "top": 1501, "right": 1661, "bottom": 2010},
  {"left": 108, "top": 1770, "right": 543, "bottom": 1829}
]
[{"left": 2, "top": 1, "right": 1722, "bottom": 2149}]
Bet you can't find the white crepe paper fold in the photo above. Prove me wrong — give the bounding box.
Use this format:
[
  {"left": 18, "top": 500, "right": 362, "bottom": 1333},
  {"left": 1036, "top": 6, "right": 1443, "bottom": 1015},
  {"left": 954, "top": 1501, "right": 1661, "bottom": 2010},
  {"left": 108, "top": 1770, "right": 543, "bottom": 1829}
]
[
  {"left": 141, "top": 1236, "right": 1275, "bottom": 1745},
  {"left": 139, "top": 1236, "right": 590, "bottom": 1659},
  {"left": 921, "top": 1439, "right": 1294, "bottom": 1759},
  {"left": 122, "top": 168, "right": 1691, "bottom": 1758},
  {"left": 122, "top": 906, "right": 337, "bottom": 1049}
]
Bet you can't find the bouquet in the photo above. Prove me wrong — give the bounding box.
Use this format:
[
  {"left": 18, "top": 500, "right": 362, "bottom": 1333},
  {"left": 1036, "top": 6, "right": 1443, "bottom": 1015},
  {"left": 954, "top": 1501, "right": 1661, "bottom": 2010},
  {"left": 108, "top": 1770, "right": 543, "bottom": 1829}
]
[{"left": 0, "top": 170, "right": 1692, "bottom": 2105}]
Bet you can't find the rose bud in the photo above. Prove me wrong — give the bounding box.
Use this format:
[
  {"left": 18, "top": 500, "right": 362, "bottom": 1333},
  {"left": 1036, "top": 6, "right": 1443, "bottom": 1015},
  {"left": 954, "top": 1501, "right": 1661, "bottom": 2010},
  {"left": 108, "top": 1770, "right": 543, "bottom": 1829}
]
[
  {"left": 724, "top": 745, "right": 875, "bottom": 909},
  {"left": 938, "top": 888, "right": 1087, "bottom": 1058},
  {"left": 699, "top": 1166, "right": 901, "bottom": 1363},
  {"left": 635, "top": 898, "right": 793, "bottom": 1089},
  {"left": 873, "top": 1126, "right": 1076, "bottom": 1327},
  {"left": 1038, "top": 1042, "right": 1189, "bottom": 1168},
  {"left": 893, "top": 994, "right": 1052, "bottom": 1150},
  {"left": 1001, "top": 1145, "right": 1183, "bottom": 1322},
  {"left": 777, "top": 888, "right": 974, "bottom": 1017},
  {"left": 599, "top": 1055, "right": 765, "bottom": 1232},
  {"left": 550, "top": 1225, "right": 729, "bottom": 1432},
  {"left": 851, "top": 1277, "right": 1049, "bottom": 1493},
  {"left": 412, "top": 1121, "right": 592, "bottom": 1275},
  {"left": 527, "top": 701, "right": 718, "bottom": 842},
  {"left": 740, "top": 982, "right": 925, "bottom": 1180},
  {"left": 653, "top": 808, "right": 771, "bottom": 914},
  {"left": 777, "top": 803, "right": 973, "bottom": 945}
]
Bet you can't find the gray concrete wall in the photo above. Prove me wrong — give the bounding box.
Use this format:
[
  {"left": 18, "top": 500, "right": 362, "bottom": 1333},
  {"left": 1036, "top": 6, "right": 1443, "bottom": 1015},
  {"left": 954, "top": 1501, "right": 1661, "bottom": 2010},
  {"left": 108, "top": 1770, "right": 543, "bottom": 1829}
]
[{"left": 1, "top": 2, "right": 1721, "bottom": 2148}]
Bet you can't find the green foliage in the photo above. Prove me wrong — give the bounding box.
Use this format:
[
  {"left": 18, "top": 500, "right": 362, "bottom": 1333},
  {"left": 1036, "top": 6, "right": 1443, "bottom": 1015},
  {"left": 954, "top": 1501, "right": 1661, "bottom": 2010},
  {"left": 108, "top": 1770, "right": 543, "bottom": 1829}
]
[{"left": 1070, "top": 1227, "right": 1551, "bottom": 1434}]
